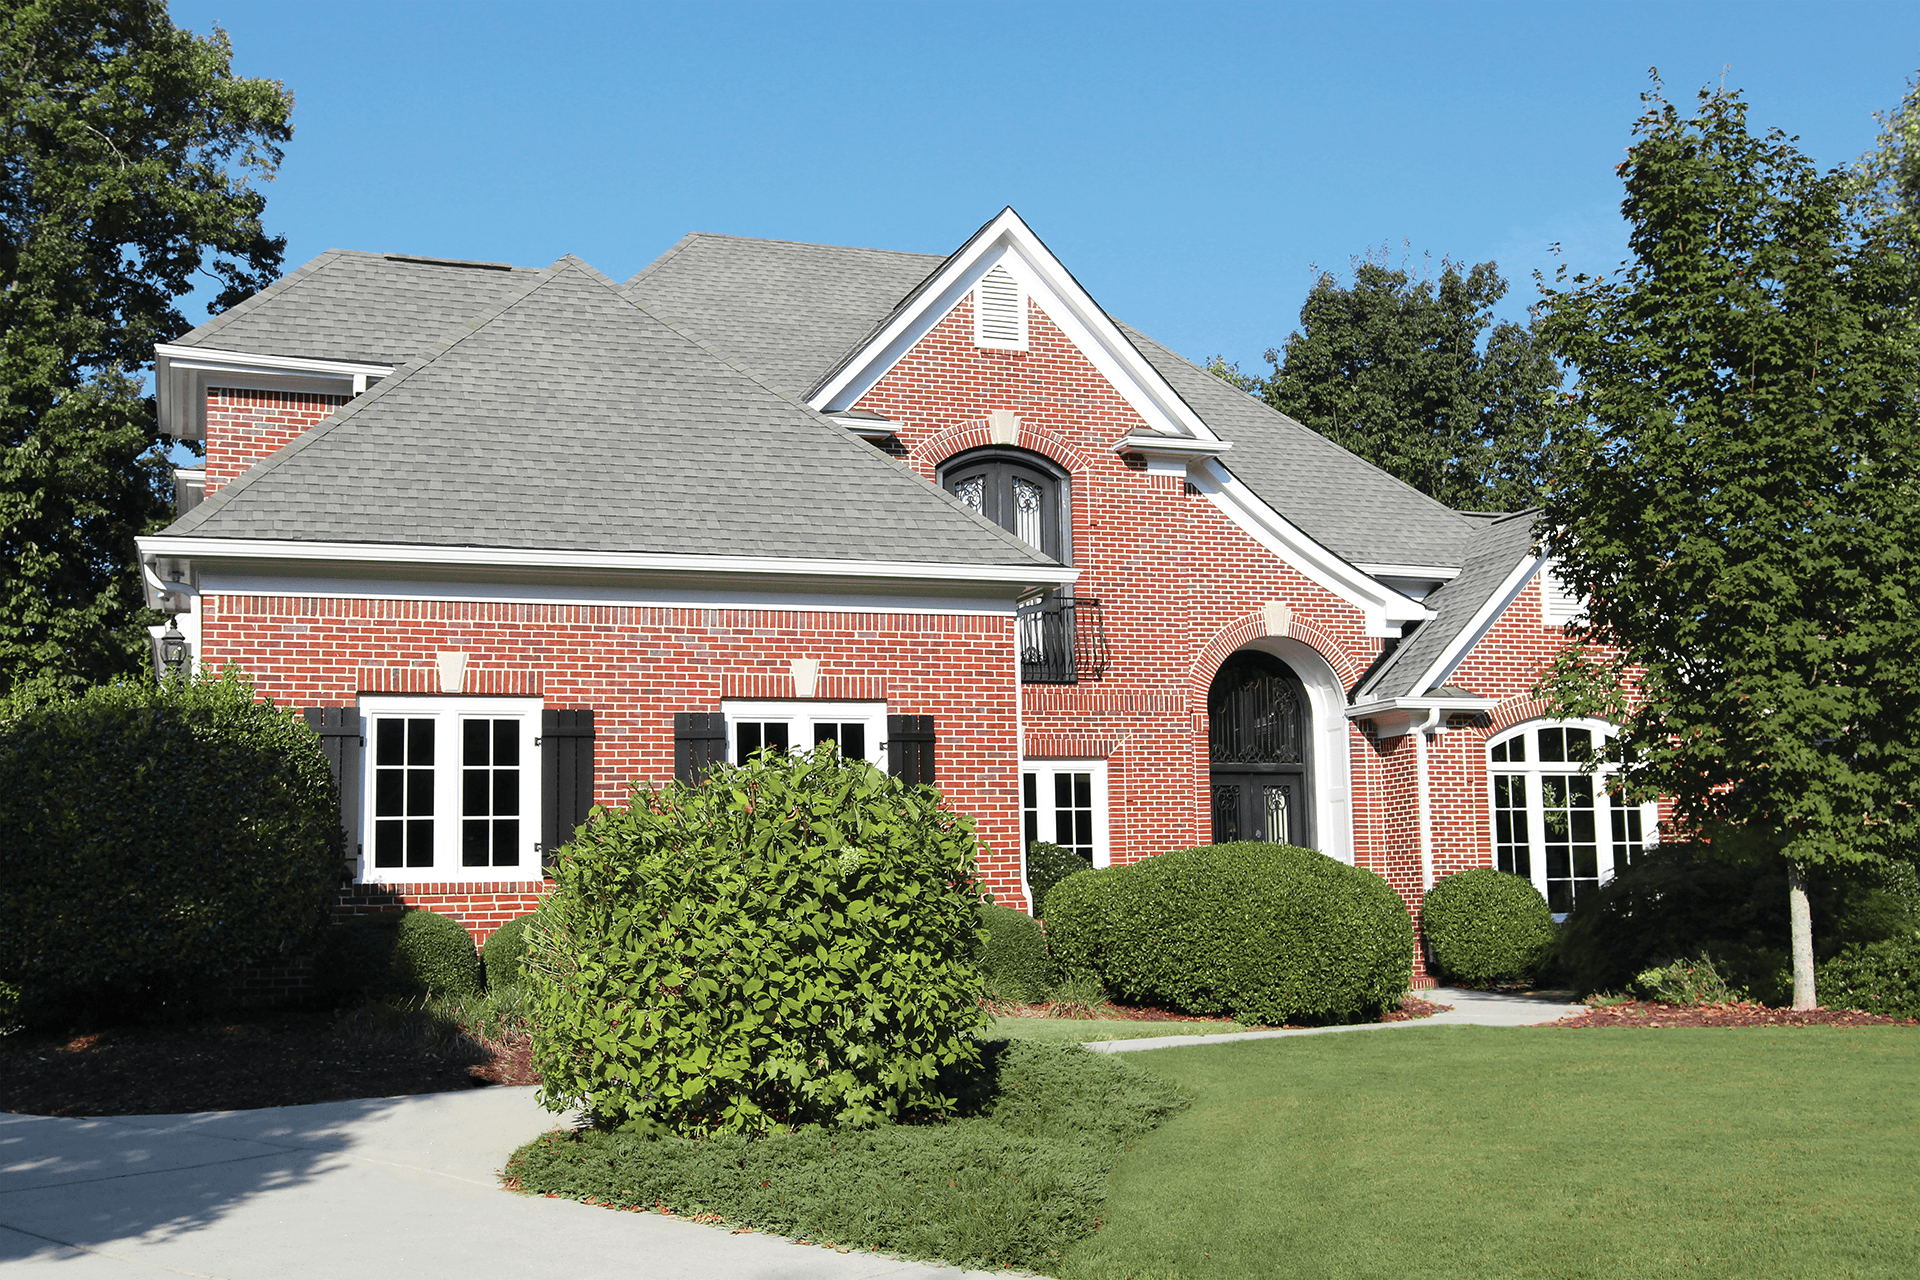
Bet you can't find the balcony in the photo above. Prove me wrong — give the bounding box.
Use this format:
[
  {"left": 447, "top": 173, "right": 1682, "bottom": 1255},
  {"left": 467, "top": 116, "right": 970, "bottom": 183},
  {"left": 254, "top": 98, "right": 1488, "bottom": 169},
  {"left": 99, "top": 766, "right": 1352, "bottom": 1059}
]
[{"left": 1018, "top": 595, "right": 1110, "bottom": 684}]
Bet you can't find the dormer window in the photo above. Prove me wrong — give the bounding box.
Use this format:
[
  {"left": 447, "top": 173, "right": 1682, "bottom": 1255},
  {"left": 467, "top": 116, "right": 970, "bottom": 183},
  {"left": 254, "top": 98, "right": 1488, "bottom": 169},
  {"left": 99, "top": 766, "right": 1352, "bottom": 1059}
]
[{"left": 974, "top": 263, "right": 1027, "bottom": 350}]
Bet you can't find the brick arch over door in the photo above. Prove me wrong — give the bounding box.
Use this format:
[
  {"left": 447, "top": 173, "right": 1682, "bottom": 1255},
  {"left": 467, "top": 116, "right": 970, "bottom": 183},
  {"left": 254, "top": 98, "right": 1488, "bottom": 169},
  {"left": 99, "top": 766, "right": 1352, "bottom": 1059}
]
[
  {"left": 1189, "top": 608, "right": 1363, "bottom": 695},
  {"left": 909, "top": 417, "right": 1093, "bottom": 480}
]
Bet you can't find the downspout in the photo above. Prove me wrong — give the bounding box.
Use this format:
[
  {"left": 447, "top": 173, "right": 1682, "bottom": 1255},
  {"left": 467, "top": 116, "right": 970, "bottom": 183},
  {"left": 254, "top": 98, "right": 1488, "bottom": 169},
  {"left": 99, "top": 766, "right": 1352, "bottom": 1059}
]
[
  {"left": 1413, "top": 707, "right": 1444, "bottom": 893},
  {"left": 1013, "top": 600, "right": 1029, "bottom": 912}
]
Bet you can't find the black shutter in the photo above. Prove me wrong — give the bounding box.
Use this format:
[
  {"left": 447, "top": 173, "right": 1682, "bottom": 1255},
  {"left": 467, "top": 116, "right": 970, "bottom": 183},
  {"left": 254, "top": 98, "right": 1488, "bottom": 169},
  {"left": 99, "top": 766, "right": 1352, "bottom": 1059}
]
[
  {"left": 303, "top": 707, "right": 362, "bottom": 875},
  {"left": 540, "top": 709, "right": 595, "bottom": 873},
  {"left": 887, "top": 715, "right": 936, "bottom": 786},
  {"left": 673, "top": 712, "right": 726, "bottom": 785}
]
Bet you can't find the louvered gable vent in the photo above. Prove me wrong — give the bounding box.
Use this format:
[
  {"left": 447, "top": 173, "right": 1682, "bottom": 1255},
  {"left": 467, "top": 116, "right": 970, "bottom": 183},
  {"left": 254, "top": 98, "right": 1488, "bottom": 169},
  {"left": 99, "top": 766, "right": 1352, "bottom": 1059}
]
[{"left": 974, "top": 263, "right": 1026, "bottom": 350}]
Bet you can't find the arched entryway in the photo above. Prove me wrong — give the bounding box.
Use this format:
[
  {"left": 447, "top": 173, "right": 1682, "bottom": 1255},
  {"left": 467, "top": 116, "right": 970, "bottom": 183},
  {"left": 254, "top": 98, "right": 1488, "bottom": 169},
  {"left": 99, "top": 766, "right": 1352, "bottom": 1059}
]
[{"left": 1208, "top": 649, "right": 1314, "bottom": 847}]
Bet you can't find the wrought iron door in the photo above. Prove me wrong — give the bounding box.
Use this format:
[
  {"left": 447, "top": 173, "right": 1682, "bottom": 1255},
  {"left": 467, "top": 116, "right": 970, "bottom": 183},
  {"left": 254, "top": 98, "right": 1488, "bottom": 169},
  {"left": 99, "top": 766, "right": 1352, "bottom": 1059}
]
[{"left": 1207, "top": 650, "right": 1311, "bottom": 847}]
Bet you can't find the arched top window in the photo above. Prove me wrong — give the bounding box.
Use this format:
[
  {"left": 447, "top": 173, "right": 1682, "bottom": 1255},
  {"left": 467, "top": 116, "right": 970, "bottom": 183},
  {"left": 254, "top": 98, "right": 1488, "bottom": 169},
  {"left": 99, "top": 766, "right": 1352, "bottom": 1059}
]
[
  {"left": 1209, "top": 650, "right": 1307, "bottom": 766},
  {"left": 939, "top": 448, "right": 1070, "bottom": 564},
  {"left": 1486, "top": 719, "right": 1656, "bottom": 918}
]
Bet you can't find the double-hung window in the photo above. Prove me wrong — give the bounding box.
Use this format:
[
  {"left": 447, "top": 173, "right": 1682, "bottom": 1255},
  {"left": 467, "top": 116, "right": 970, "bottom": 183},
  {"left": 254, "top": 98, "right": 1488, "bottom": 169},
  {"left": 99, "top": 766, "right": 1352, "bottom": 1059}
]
[
  {"left": 1021, "top": 760, "right": 1110, "bottom": 871},
  {"left": 722, "top": 700, "right": 888, "bottom": 767},
  {"left": 1487, "top": 720, "right": 1656, "bottom": 917},
  {"left": 359, "top": 696, "right": 541, "bottom": 883}
]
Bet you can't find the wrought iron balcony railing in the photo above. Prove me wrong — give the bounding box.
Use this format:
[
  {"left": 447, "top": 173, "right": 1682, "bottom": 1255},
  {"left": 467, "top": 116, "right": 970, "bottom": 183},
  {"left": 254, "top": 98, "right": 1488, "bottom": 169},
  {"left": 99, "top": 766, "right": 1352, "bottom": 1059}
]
[{"left": 1018, "top": 595, "right": 1109, "bottom": 685}]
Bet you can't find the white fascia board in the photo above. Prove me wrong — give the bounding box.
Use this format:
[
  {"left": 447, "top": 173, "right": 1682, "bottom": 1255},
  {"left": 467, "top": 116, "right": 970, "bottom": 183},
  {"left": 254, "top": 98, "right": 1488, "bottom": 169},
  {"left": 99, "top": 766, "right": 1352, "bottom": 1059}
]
[
  {"left": 154, "top": 343, "right": 392, "bottom": 442},
  {"left": 1191, "top": 459, "right": 1433, "bottom": 638},
  {"left": 1346, "top": 695, "right": 1500, "bottom": 739},
  {"left": 1353, "top": 562, "right": 1462, "bottom": 581},
  {"left": 808, "top": 209, "right": 1216, "bottom": 441},
  {"left": 1110, "top": 435, "right": 1233, "bottom": 460},
  {"left": 1404, "top": 551, "right": 1547, "bottom": 695},
  {"left": 137, "top": 536, "right": 1077, "bottom": 596}
]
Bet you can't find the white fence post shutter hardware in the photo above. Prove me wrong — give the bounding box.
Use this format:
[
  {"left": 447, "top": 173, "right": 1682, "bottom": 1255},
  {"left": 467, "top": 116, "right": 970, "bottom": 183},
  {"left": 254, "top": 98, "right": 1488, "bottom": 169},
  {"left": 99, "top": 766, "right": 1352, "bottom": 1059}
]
[{"left": 974, "top": 264, "right": 1026, "bottom": 350}]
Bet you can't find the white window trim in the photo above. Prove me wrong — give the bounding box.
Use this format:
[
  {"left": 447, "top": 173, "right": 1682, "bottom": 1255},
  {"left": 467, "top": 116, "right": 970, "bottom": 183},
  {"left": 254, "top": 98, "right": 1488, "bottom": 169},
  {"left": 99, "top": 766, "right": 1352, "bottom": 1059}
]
[
  {"left": 357, "top": 695, "right": 543, "bottom": 885},
  {"left": 1485, "top": 718, "right": 1658, "bottom": 919},
  {"left": 973, "top": 262, "right": 1029, "bottom": 351},
  {"left": 721, "top": 699, "right": 889, "bottom": 767},
  {"left": 1021, "top": 759, "right": 1112, "bottom": 889}
]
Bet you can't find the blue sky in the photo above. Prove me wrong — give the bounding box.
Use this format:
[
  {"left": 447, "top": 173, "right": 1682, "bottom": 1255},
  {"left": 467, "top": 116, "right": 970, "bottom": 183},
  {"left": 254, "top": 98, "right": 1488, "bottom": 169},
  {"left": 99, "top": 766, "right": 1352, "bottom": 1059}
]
[{"left": 171, "top": 0, "right": 1919, "bottom": 376}]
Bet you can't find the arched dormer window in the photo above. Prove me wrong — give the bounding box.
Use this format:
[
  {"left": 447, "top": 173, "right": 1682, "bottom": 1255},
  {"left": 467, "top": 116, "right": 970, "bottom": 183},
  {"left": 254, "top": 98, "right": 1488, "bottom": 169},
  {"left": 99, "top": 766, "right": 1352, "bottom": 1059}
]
[
  {"left": 1486, "top": 719, "right": 1658, "bottom": 917},
  {"left": 939, "top": 448, "right": 1070, "bottom": 564}
]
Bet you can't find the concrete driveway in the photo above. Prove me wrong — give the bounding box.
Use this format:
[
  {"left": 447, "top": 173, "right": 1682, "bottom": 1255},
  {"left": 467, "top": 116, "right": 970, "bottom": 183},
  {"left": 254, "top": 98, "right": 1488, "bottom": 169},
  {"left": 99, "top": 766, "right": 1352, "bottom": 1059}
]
[{"left": 0, "top": 1087, "right": 980, "bottom": 1279}]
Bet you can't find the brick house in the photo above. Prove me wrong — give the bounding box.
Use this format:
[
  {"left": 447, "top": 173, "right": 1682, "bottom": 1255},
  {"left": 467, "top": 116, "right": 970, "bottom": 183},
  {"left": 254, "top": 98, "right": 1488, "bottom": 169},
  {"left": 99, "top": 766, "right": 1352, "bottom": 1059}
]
[{"left": 137, "top": 209, "right": 1653, "bottom": 972}]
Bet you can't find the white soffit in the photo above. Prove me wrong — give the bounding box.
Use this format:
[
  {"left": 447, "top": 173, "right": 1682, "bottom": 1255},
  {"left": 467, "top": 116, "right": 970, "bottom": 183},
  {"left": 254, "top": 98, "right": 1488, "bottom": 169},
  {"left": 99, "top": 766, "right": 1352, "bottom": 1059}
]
[
  {"left": 808, "top": 208, "right": 1217, "bottom": 442},
  {"left": 155, "top": 343, "right": 392, "bottom": 441}
]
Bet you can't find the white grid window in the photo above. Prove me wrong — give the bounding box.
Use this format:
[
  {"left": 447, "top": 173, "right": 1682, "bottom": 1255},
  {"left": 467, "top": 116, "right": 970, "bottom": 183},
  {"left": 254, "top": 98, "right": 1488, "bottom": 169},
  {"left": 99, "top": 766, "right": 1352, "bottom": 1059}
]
[
  {"left": 723, "top": 700, "right": 887, "bottom": 767},
  {"left": 359, "top": 696, "right": 541, "bottom": 884},
  {"left": 1487, "top": 720, "right": 1657, "bottom": 918},
  {"left": 1022, "top": 759, "right": 1110, "bottom": 874}
]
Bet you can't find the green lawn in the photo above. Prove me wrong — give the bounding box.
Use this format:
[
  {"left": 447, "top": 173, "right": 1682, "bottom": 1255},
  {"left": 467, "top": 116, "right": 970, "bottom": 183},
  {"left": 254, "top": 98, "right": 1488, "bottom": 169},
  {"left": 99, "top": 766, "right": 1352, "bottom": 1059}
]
[
  {"left": 986, "top": 1015, "right": 1249, "bottom": 1043},
  {"left": 1059, "top": 1025, "right": 1920, "bottom": 1280}
]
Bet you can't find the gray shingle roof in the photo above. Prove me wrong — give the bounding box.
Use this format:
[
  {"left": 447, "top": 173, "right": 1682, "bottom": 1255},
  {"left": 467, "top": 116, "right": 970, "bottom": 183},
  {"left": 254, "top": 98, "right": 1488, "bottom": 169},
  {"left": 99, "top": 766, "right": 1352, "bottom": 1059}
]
[
  {"left": 1357, "top": 511, "right": 1543, "bottom": 699},
  {"left": 625, "top": 234, "right": 947, "bottom": 400},
  {"left": 164, "top": 257, "right": 1061, "bottom": 568},
  {"left": 172, "top": 250, "right": 543, "bottom": 366}
]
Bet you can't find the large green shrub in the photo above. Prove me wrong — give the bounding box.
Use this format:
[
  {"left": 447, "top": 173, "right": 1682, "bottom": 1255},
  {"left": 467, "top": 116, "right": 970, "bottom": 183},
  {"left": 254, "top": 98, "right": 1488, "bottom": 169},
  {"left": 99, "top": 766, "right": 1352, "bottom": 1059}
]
[
  {"left": 526, "top": 748, "right": 987, "bottom": 1135},
  {"left": 1041, "top": 842, "right": 1414, "bottom": 1025},
  {"left": 1422, "top": 869, "right": 1556, "bottom": 986},
  {"left": 0, "top": 669, "right": 341, "bottom": 1022},
  {"left": 481, "top": 911, "right": 538, "bottom": 990},
  {"left": 1817, "top": 934, "right": 1920, "bottom": 1019},
  {"left": 1026, "top": 840, "right": 1091, "bottom": 919},
  {"left": 978, "top": 901, "right": 1053, "bottom": 1002},
  {"left": 316, "top": 910, "right": 482, "bottom": 999},
  {"left": 1555, "top": 844, "right": 1918, "bottom": 1000}
]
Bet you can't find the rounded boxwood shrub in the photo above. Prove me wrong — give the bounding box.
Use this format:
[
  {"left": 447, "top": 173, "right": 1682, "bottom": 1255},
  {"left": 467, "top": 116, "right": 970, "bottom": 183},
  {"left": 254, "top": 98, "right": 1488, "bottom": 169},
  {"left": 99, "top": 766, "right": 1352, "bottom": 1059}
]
[
  {"left": 1816, "top": 934, "right": 1920, "bottom": 1019},
  {"left": 1041, "top": 841, "right": 1413, "bottom": 1025},
  {"left": 526, "top": 748, "right": 986, "bottom": 1135},
  {"left": 1026, "top": 840, "right": 1091, "bottom": 920},
  {"left": 978, "top": 901, "right": 1054, "bottom": 1001},
  {"left": 0, "top": 669, "right": 341, "bottom": 1023},
  {"left": 317, "top": 909, "right": 482, "bottom": 999},
  {"left": 1422, "top": 869, "right": 1556, "bottom": 986},
  {"left": 482, "top": 912, "right": 538, "bottom": 990}
]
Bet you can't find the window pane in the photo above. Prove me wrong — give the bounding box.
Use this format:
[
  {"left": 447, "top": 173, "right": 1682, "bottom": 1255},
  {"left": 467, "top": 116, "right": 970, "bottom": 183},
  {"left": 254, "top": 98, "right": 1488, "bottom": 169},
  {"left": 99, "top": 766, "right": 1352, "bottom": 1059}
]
[
  {"left": 814, "top": 722, "right": 840, "bottom": 749},
  {"left": 494, "top": 719, "right": 518, "bottom": 767},
  {"left": 1538, "top": 728, "right": 1565, "bottom": 763},
  {"left": 954, "top": 474, "right": 984, "bottom": 514},
  {"left": 1012, "top": 476, "right": 1043, "bottom": 548},
  {"left": 494, "top": 769, "right": 518, "bottom": 816},
  {"left": 407, "top": 767, "right": 435, "bottom": 815},
  {"left": 408, "top": 718, "right": 434, "bottom": 765},
  {"left": 1211, "top": 784, "right": 1240, "bottom": 843},
  {"left": 1053, "top": 772, "right": 1095, "bottom": 864},
  {"left": 464, "top": 719, "right": 489, "bottom": 766},
  {"left": 764, "top": 722, "right": 789, "bottom": 753},
  {"left": 840, "top": 724, "right": 865, "bottom": 760},
  {"left": 463, "top": 768, "right": 489, "bottom": 816},
  {"left": 493, "top": 819, "right": 520, "bottom": 867},
  {"left": 406, "top": 818, "right": 434, "bottom": 867},
  {"left": 377, "top": 718, "right": 405, "bottom": 766},
  {"left": 1023, "top": 772, "right": 1038, "bottom": 848},
  {"left": 374, "top": 821, "right": 403, "bottom": 868},
  {"left": 1612, "top": 807, "right": 1645, "bottom": 866},
  {"left": 1264, "top": 784, "right": 1291, "bottom": 845},
  {"left": 463, "top": 818, "right": 490, "bottom": 866},
  {"left": 1567, "top": 729, "right": 1593, "bottom": 762},
  {"left": 737, "top": 722, "right": 761, "bottom": 759},
  {"left": 376, "top": 769, "right": 404, "bottom": 817}
]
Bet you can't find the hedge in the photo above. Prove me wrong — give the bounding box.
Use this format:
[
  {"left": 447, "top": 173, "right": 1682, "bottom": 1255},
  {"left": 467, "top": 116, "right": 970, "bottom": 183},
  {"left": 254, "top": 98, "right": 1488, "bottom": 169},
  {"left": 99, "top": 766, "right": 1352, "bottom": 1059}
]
[
  {"left": 1421, "top": 869, "right": 1556, "bottom": 986},
  {"left": 1817, "top": 934, "right": 1920, "bottom": 1019},
  {"left": 525, "top": 747, "right": 986, "bottom": 1135},
  {"left": 978, "top": 901, "right": 1054, "bottom": 1002},
  {"left": 1026, "top": 841, "right": 1091, "bottom": 920},
  {"left": 1042, "top": 841, "right": 1413, "bottom": 1025},
  {"left": 317, "top": 910, "right": 483, "bottom": 999},
  {"left": 482, "top": 911, "right": 538, "bottom": 989},
  {"left": 0, "top": 669, "right": 341, "bottom": 1023}
]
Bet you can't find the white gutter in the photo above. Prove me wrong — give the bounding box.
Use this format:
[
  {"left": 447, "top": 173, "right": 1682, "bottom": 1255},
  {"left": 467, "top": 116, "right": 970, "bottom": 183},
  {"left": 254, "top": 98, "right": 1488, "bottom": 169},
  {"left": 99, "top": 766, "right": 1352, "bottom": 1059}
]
[
  {"left": 1345, "top": 695, "right": 1498, "bottom": 739},
  {"left": 141, "top": 558, "right": 200, "bottom": 610},
  {"left": 137, "top": 536, "right": 1078, "bottom": 592},
  {"left": 1108, "top": 434, "right": 1234, "bottom": 461}
]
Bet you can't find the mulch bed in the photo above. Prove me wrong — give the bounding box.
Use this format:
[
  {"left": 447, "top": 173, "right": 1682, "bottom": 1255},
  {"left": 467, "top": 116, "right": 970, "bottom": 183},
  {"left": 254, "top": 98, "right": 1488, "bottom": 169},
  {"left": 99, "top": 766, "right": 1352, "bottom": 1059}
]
[
  {"left": 1553, "top": 1000, "right": 1919, "bottom": 1029},
  {"left": 0, "top": 1009, "right": 538, "bottom": 1118},
  {"left": 996, "top": 994, "right": 1452, "bottom": 1027}
]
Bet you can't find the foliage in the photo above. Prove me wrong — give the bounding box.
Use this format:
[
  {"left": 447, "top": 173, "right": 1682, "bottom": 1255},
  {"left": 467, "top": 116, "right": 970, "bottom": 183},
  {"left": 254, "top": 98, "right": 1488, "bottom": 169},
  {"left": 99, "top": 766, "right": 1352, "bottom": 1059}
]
[
  {"left": 1554, "top": 843, "right": 1917, "bottom": 1001},
  {"left": 1042, "top": 974, "right": 1109, "bottom": 1020},
  {"left": 480, "top": 911, "right": 536, "bottom": 991},
  {"left": 1041, "top": 842, "right": 1413, "bottom": 1025},
  {"left": 1056, "top": 1025, "right": 1920, "bottom": 1279},
  {"left": 0, "top": 667, "right": 339, "bottom": 1022},
  {"left": 317, "top": 910, "right": 480, "bottom": 1000},
  {"left": 505, "top": 1038, "right": 1187, "bottom": 1274},
  {"left": 1, "top": 2, "right": 295, "bottom": 693},
  {"left": 526, "top": 747, "right": 987, "bottom": 1136},
  {"left": 1258, "top": 247, "right": 1563, "bottom": 510},
  {"left": 1816, "top": 934, "right": 1920, "bottom": 1019},
  {"left": 1026, "top": 840, "right": 1090, "bottom": 920},
  {"left": 1630, "top": 955, "right": 1737, "bottom": 1005},
  {"left": 978, "top": 901, "right": 1055, "bottom": 1003},
  {"left": 1421, "top": 869, "right": 1556, "bottom": 986},
  {"left": 1535, "top": 80, "right": 1920, "bottom": 1005}
]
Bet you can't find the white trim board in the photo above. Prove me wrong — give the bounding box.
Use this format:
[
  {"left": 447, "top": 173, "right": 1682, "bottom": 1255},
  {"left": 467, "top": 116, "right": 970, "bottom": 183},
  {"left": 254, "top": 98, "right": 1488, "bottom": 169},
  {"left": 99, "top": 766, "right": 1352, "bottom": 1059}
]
[
  {"left": 155, "top": 343, "right": 392, "bottom": 441},
  {"left": 808, "top": 208, "right": 1218, "bottom": 443},
  {"left": 1404, "top": 552, "right": 1546, "bottom": 694}
]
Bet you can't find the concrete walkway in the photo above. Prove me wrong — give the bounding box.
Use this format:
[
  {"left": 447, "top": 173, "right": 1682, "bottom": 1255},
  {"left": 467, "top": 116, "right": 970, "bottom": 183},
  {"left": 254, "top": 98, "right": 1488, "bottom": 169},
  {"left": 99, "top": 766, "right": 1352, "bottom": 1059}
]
[
  {"left": 0, "top": 1087, "right": 982, "bottom": 1279},
  {"left": 1088, "top": 985, "right": 1587, "bottom": 1054},
  {"left": 0, "top": 990, "right": 1582, "bottom": 1277}
]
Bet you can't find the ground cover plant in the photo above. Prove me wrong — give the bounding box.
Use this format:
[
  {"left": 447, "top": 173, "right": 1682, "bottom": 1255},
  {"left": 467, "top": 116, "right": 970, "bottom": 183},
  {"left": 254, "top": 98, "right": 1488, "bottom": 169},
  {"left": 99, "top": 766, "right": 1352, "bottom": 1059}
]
[
  {"left": 526, "top": 747, "right": 985, "bottom": 1134},
  {"left": 1045, "top": 841, "right": 1413, "bottom": 1025},
  {"left": 1057, "top": 1024, "right": 1920, "bottom": 1279},
  {"left": 505, "top": 1037, "right": 1186, "bottom": 1273}
]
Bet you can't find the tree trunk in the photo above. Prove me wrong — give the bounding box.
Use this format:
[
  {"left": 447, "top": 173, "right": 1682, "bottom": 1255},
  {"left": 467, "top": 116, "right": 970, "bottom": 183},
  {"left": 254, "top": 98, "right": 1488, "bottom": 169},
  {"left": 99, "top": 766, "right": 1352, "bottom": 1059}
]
[{"left": 1788, "top": 860, "right": 1817, "bottom": 1010}]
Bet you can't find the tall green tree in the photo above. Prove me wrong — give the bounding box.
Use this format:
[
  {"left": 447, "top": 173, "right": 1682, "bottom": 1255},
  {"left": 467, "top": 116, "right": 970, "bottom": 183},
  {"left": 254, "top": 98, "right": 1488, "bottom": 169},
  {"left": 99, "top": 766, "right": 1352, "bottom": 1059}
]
[
  {"left": 1537, "top": 81, "right": 1920, "bottom": 1009},
  {"left": 1250, "top": 250, "right": 1562, "bottom": 511},
  {"left": 1, "top": 0, "right": 292, "bottom": 694}
]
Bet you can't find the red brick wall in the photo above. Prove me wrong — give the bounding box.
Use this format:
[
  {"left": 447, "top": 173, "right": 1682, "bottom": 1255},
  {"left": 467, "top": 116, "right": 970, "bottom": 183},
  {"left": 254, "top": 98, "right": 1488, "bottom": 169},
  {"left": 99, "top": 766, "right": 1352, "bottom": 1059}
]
[
  {"left": 201, "top": 595, "right": 1023, "bottom": 941},
  {"left": 204, "top": 387, "right": 348, "bottom": 494}
]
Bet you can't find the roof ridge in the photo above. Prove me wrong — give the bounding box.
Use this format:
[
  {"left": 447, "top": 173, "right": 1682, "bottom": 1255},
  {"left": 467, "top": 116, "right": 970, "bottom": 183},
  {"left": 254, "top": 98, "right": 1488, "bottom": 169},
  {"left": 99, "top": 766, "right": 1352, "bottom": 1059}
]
[{"left": 167, "top": 259, "right": 570, "bottom": 535}]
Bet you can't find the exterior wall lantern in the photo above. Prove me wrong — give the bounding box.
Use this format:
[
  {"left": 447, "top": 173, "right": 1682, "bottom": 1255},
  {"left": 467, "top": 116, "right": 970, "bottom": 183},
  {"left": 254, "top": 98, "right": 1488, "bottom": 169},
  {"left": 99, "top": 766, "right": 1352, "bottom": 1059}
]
[{"left": 160, "top": 618, "right": 189, "bottom": 678}]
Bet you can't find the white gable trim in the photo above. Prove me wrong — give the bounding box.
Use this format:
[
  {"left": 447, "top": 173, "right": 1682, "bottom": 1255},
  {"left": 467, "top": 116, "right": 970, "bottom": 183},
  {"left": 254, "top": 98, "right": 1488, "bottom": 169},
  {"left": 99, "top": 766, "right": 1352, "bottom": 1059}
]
[
  {"left": 155, "top": 343, "right": 392, "bottom": 441},
  {"left": 1404, "top": 551, "right": 1547, "bottom": 694},
  {"left": 1189, "top": 459, "right": 1432, "bottom": 639},
  {"left": 808, "top": 208, "right": 1217, "bottom": 442}
]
